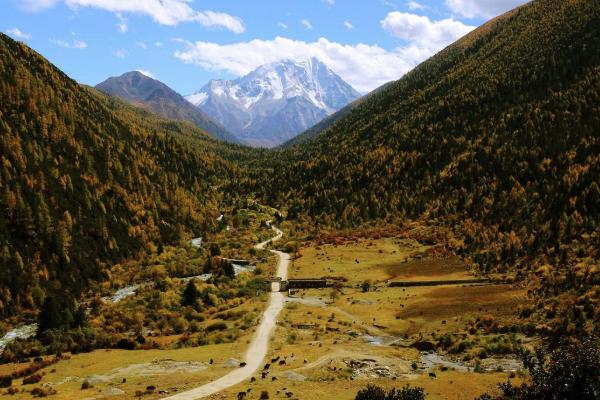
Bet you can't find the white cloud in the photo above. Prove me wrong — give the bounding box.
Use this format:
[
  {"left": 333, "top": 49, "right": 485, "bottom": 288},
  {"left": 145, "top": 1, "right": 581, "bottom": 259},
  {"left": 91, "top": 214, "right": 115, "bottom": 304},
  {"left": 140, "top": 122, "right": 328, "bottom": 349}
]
[
  {"left": 343, "top": 20, "right": 354, "bottom": 30},
  {"left": 114, "top": 48, "right": 127, "bottom": 58},
  {"left": 174, "top": 11, "right": 477, "bottom": 94},
  {"left": 193, "top": 10, "right": 245, "bottom": 33},
  {"left": 300, "top": 19, "right": 313, "bottom": 30},
  {"left": 175, "top": 36, "right": 434, "bottom": 93},
  {"left": 382, "top": 0, "right": 402, "bottom": 9},
  {"left": 155, "top": 41, "right": 163, "bottom": 47},
  {"left": 6, "top": 28, "right": 31, "bottom": 39},
  {"left": 407, "top": 1, "right": 425, "bottom": 10},
  {"left": 17, "top": 0, "right": 58, "bottom": 11},
  {"left": 172, "top": 37, "right": 190, "bottom": 46},
  {"left": 323, "top": 0, "right": 335, "bottom": 4},
  {"left": 445, "top": 0, "right": 529, "bottom": 19},
  {"left": 19, "top": 0, "right": 245, "bottom": 33},
  {"left": 73, "top": 39, "right": 87, "bottom": 48},
  {"left": 50, "top": 37, "right": 87, "bottom": 48},
  {"left": 135, "top": 69, "right": 154, "bottom": 78},
  {"left": 277, "top": 22, "right": 288, "bottom": 29},
  {"left": 116, "top": 13, "right": 127, "bottom": 32},
  {"left": 381, "top": 12, "right": 474, "bottom": 51},
  {"left": 136, "top": 41, "right": 147, "bottom": 49}
]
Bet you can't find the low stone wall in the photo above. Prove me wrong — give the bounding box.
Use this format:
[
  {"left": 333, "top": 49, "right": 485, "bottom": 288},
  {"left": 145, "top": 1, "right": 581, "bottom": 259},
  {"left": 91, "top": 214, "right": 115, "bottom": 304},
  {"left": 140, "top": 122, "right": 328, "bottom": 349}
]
[
  {"left": 287, "top": 279, "right": 328, "bottom": 289},
  {"left": 389, "top": 279, "right": 490, "bottom": 287}
]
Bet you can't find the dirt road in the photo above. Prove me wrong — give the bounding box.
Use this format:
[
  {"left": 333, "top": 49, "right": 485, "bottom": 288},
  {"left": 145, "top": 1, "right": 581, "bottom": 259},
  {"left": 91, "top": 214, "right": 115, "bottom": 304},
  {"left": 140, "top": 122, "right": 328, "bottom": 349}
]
[{"left": 164, "top": 225, "right": 288, "bottom": 400}]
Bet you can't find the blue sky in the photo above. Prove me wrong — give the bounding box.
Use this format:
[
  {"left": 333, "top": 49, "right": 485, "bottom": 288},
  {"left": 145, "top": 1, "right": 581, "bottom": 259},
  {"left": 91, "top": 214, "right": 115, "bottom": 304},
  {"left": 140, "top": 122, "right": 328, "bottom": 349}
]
[{"left": 3, "top": 0, "right": 528, "bottom": 94}]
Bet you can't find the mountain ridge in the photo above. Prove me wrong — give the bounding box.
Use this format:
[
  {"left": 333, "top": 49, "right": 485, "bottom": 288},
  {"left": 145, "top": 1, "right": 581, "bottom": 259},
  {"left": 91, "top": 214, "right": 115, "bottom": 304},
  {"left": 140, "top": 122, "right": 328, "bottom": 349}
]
[
  {"left": 96, "top": 71, "right": 241, "bottom": 144},
  {"left": 187, "top": 57, "right": 361, "bottom": 147}
]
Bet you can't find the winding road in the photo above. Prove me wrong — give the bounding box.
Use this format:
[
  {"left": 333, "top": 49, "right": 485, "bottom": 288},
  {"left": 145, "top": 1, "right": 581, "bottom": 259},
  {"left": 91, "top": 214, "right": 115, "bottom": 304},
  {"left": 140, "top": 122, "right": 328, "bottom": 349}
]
[{"left": 165, "top": 223, "right": 289, "bottom": 400}]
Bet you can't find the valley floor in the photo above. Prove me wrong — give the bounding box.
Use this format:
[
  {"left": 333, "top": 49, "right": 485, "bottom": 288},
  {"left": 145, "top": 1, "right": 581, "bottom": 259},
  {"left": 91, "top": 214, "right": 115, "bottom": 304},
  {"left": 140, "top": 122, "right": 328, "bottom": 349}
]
[
  {"left": 193, "top": 237, "right": 529, "bottom": 400},
  {"left": 163, "top": 226, "right": 289, "bottom": 399},
  {"left": 0, "top": 226, "right": 531, "bottom": 400}
]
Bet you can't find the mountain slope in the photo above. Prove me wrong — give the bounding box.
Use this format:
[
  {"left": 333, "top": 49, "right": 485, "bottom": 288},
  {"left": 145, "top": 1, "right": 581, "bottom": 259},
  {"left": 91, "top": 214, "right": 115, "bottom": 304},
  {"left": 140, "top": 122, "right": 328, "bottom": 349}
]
[
  {"left": 0, "top": 34, "right": 245, "bottom": 317},
  {"left": 187, "top": 58, "right": 360, "bottom": 147},
  {"left": 262, "top": 0, "right": 600, "bottom": 335},
  {"left": 281, "top": 81, "right": 395, "bottom": 148},
  {"left": 96, "top": 71, "right": 240, "bottom": 144}
]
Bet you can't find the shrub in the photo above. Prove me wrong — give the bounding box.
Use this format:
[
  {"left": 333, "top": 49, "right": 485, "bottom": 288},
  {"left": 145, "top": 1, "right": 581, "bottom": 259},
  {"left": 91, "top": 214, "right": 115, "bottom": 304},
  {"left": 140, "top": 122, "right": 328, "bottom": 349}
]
[
  {"left": 477, "top": 337, "right": 600, "bottom": 399},
  {"left": 206, "top": 322, "right": 227, "bottom": 332},
  {"left": 287, "top": 333, "right": 297, "bottom": 344},
  {"left": 361, "top": 280, "right": 371, "bottom": 293},
  {"left": 0, "top": 376, "right": 12, "bottom": 388},
  {"left": 22, "top": 374, "right": 42, "bottom": 385},
  {"left": 115, "top": 338, "right": 136, "bottom": 350},
  {"left": 172, "top": 317, "right": 189, "bottom": 334},
  {"left": 477, "top": 348, "right": 488, "bottom": 359},
  {"left": 222, "top": 262, "right": 235, "bottom": 278},
  {"left": 30, "top": 387, "right": 56, "bottom": 397},
  {"left": 355, "top": 384, "right": 425, "bottom": 400},
  {"left": 181, "top": 281, "right": 199, "bottom": 307},
  {"left": 282, "top": 241, "right": 298, "bottom": 254}
]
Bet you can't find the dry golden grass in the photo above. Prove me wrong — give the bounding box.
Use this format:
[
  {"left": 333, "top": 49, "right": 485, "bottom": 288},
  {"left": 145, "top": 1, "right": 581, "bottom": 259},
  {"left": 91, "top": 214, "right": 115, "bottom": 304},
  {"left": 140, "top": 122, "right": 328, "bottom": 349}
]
[
  {"left": 290, "top": 238, "right": 526, "bottom": 337},
  {"left": 203, "top": 322, "right": 520, "bottom": 400},
  {"left": 0, "top": 340, "right": 252, "bottom": 399},
  {"left": 384, "top": 256, "right": 472, "bottom": 281},
  {"left": 212, "top": 369, "right": 516, "bottom": 400},
  {"left": 396, "top": 284, "right": 527, "bottom": 322},
  {"left": 291, "top": 237, "right": 430, "bottom": 284}
]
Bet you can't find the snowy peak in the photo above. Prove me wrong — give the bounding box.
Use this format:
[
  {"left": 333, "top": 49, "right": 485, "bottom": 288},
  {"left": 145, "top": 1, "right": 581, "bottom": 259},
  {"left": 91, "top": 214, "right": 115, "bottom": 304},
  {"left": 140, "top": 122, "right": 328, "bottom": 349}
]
[{"left": 186, "top": 58, "right": 360, "bottom": 147}]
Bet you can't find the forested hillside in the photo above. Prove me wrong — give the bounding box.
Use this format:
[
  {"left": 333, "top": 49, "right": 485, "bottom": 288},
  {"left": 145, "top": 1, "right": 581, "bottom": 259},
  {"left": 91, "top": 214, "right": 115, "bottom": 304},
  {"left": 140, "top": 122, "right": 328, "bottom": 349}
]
[
  {"left": 0, "top": 33, "right": 250, "bottom": 318},
  {"left": 260, "top": 0, "right": 600, "bottom": 335},
  {"left": 281, "top": 81, "right": 394, "bottom": 148},
  {"left": 1, "top": 0, "right": 599, "bottom": 340}
]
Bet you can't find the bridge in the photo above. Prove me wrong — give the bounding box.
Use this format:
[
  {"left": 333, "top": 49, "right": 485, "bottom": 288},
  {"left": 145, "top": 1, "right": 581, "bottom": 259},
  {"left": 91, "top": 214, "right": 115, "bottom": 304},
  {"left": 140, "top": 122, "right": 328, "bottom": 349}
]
[
  {"left": 265, "top": 278, "right": 329, "bottom": 292},
  {"left": 265, "top": 277, "right": 283, "bottom": 292},
  {"left": 221, "top": 258, "right": 256, "bottom": 265}
]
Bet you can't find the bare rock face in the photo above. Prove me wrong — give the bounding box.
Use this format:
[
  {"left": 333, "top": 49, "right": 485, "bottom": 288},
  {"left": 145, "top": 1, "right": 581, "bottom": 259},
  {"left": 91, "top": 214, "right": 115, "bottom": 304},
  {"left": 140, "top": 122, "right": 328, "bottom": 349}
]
[
  {"left": 282, "top": 371, "right": 307, "bottom": 382},
  {"left": 223, "top": 358, "right": 243, "bottom": 368}
]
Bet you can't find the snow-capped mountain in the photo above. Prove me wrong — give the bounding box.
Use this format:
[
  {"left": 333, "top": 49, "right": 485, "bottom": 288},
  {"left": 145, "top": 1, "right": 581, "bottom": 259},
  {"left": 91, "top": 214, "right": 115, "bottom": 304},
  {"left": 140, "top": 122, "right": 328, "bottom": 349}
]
[{"left": 186, "top": 58, "right": 361, "bottom": 147}]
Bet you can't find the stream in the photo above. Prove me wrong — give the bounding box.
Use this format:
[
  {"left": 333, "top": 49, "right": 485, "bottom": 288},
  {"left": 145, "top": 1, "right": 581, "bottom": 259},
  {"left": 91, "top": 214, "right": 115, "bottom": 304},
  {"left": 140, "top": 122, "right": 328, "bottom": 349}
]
[{"left": 0, "top": 324, "right": 38, "bottom": 354}]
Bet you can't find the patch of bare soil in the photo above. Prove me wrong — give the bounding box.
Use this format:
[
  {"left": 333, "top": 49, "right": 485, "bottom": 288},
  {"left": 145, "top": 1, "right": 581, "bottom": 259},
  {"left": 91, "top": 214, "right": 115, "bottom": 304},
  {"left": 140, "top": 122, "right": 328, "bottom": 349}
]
[
  {"left": 85, "top": 359, "right": 208, "bottom": 384},
  {"left": 383, "top": 256, "right": 467, "bottom": 280},
  {"left": 396, "top": 284, "right": 525, "bottom": 321},
  {"left": 293, "top": 350, "right": 413, "bottom": 380}
]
